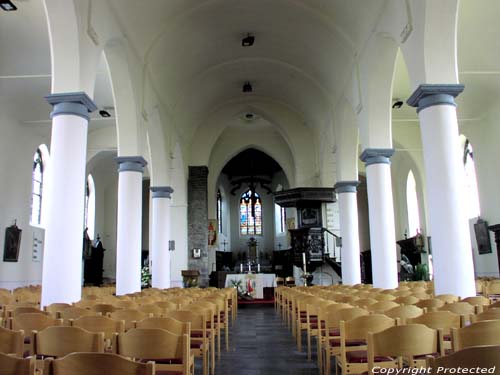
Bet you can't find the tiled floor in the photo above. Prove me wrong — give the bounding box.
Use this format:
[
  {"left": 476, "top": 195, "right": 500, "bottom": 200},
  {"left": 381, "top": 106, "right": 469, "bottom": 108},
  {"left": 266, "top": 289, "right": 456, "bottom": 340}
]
[{"left": 214, "top": 305, "right": 319, "bottom": 375}]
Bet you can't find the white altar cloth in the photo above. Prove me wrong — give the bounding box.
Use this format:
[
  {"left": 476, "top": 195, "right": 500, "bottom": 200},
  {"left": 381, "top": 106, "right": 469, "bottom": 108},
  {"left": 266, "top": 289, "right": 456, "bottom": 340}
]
[{"left": 224, "top": 273, "right": 277, "bottom": 299}]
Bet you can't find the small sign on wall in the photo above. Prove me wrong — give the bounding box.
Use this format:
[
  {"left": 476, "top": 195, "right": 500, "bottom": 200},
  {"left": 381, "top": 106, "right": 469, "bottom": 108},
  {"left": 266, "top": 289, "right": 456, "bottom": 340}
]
[{"left": 32, "top": 231, "right": 43, "bottom": 262}]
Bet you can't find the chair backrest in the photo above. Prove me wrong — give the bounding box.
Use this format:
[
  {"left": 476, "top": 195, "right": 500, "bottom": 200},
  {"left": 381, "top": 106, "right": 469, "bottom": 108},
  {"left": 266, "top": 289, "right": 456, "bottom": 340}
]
[
  {"left": 43, "top": 352, "right": 154, "bottom": 375},
  {"left": 0, "top": 326, "right": 24, "bottom": 356},
  {"left": 373, "top": 293, "right": 396, "bottom": 301},
  {"left": 415, "top": 298, "right": 445, "bottom": 312},
  {"left": 394, "top": 295, "right": 420, "bottom": 305},
  {"left": 368, "top": 324, "right": 440, "bottom": 373},
  {"left": 44, "top": 303, "right": 71, "bottom": 316},
  {"left": 33, "top": 326, "right": 105, "bottom": 357},
  {"left": 407, "top": 310, "right": 461, "bottom": 334},
  {"left": 135, "top": 316, "right": 190, "bottom": 336},
  {"left": 342, "top": 314, "right": 397, "bottom": 341},
  {"left": 116, "top": 328, "right": 188, "bottom": 364},
  {"left": 91, "top": 304, "right": 120, "bottom": 314},
  {"left": 71, "top": 315, "right": 125, "bottom": 340},
  {"left": 452, "top": 320, "right": 500, "bottom": 351},
  {"left": 113, "top": 300, "right": 138, "bottom": 310},
  {"left": 365, "top": 301, "right": 400, "bottom": 313},
  {"left": 109, "top": 309, "right": 149, "bottom": 330},
  {"left": 58, "top": 307, "right": 96, "bottom": 321},
  {"left": 427, "top": 345, "right": 500, "bottom": 374},
  {"left": 440, "top": 301, "right": 476, "bottom": 315},
  {"left": 435, "top": 294, "right": 459, "bottom": 304},
  {"left": 137, "top": 304, "right": 164, "bottom": 316},
  {"left": 10, "top": 307, "right": 45, "bottom": 318},
  {"left": 155, "top": 301, "right": 178, "bottom": 311},
  {"left": 10, "top": 312, "right": 62, "bottom": 332},
  {"left": 0, "top": 352, "right": 35, "bottom": 375},
  {"left": 470, "top": 308, "right": 500, "bottom": 323},
  {"left": 384, "top": 305, "right": 424, "bottom": 324},
  {"left": 352, "top": 298, "right": 378, "bottom": 308},
  {"left": 462, "top": 296, "right": 490, "bottom": 307},
  {"left": 164, "top": 310, "right": 206, "bottom": 331}
]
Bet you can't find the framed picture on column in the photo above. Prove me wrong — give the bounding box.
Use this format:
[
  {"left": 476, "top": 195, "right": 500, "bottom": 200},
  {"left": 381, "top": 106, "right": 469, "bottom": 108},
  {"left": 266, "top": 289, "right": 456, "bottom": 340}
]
[
  {"left": 3, "top": 224, "right": 22, "bottom": 262},
  {"left": 474, "top": 218, "right": 492, "bottom": 254}
]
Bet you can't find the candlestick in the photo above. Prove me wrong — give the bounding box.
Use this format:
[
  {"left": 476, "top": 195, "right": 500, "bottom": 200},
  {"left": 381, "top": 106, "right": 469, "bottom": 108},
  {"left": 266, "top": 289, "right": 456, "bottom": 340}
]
[
  {"left": 248, "top": 262, "right": 251, "bottom": 272},
  {"left": 257, "top": 264, "right": 261, "bottom": 273},
  {"left": 240, "top": 264, "right": 243, "bottom": 273},
  {"left": 302, "top": 252, "right": 307, "bottom": 274}
]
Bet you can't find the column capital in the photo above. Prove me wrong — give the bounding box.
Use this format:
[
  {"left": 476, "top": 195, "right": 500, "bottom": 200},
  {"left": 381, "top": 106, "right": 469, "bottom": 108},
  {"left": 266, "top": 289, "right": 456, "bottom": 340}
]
[
  {"left": 116, "top": 156, "right": 148, "bottom": 173},
  {"left": 360, "top": 148, "right": 395, "bottom": 166},
  {"left": 407, "top": 84, "right": 464, "bottom": 113},
  {"left": 151, "top": 186, "right": 174, "bottom": 199},
  {"left": 45, "top": 92, "right": 97, "bottom": 121},
  {"left": 334, "top": 180, "right": 360, "bottom": 194}
]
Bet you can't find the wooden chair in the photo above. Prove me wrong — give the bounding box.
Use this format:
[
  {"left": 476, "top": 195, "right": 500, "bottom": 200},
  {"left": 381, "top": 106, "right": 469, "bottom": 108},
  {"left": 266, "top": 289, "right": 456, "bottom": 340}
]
[
  {"left": 113, "top": 300, "right": 138, "bottom": 310},
  {"left": 440, "top": 302, "right": 476, "bottom": 325},
  {"left": 435, "top": 294, "right": 459, "bottom": 304},
  {"left": 109, "top": 309, "right": 149, "bottom": 331},
  {"left": 470, "top": 308, "right": 500, "bottom": 323},
  {"left": 71, "top": 315, "right": 124, "bottom": 351},
  {"left": 164, "top": 310, "right": 211, "bottom": 375},
  {"left": 295, "top": 296, "right": 318, "bottom": 352},
  {"left": 366, "top": 324, "right": 442, "bottom": 374},
  {"left": 0, "top": 325, "right": 24, "bottom": 356},
  {"left": 0, "top": 352, "right": 35, "bottom": 375},
  {"left": 115, "top": 328, "right": 193, "bottom": 375},
  {"left": 427, "top": 345, "right": 500, "bottom": 374},
  {"left": 384, "top": 305, "right": 424, "bottom": 324},
  {"left": 137, "top": 303, "right": 164, "bottom": 317},
  {"left": 9, "top": 313, "right": 63, "bottom": 355},
  {"left": 415, "top": 298, "right": 445, "bottom": 312},
  {"left": 336, "top": 314, "right": 397, "bottom": 375},
  {"left": 321, "top": 307, "right": 369, "bottom": 375},
  {"left": 44, "top": 303, "right": 71, "bottom": 318},
  {"left": 32, "top": 326, "right": 105, "bottom": 358},
  {"left": 394, "top": 295, "right": 420, "bottom": 305},
  {"left": 285, "top": 276, "right": 295, "bottom": 287},
  {"left": 462, "top": 295, "right": 490, "bottom": 310},
  {"left": 352, "top": 298, "right": 378, "bottom": 308},
  {"left": 135, "top": 316, "right": 191, "bottom": 337},
  {"left": 156, "top": 300, "right": 179, "bottom": 311},
  {"left": 451, "top": 320, "right": 500, "bottom": 351},
  {"left": 365, "top": 301, "right": 399, "bottom": 314},
  {"left": 408, "top": 310, "right": 461, "bottom": 351},
  {"left": 486, "top": 280, "right": 500, "bottom": 300},
  {"left": 373, "top": 294, "right": 396, "bottom": 302},
  {"left": 90, "top": 303, "right": 120, "bottom": 315},
  {"left": 10, "top": 307, "right": 46, "bottom": 318},
  {"left": 57, "top": 306, "right": 97, "bottom": 321},
  {"left": 43, "top": 352, "right": 154, "bottom": 375},
  {"left": 189, "top": 304, "right": 217, "bottom": 370}
]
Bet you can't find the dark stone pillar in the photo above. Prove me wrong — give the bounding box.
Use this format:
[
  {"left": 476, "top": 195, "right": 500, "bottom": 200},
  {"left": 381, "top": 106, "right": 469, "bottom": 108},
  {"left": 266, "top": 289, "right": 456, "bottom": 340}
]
[{"left": 188, "top": 166, "right": 209, "bottom": 286}]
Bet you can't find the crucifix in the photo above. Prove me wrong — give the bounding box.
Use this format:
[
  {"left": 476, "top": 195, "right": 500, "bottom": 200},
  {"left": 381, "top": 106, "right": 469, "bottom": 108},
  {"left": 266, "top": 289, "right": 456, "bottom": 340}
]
[{"left": 222, "top": 240, "right": 228, "bottom": 252}]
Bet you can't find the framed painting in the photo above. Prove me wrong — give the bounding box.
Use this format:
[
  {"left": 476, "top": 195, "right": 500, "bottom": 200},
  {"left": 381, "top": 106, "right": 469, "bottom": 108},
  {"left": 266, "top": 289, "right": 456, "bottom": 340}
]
[
  {"left": 474, "top": 218, "right": 492, "bottom": 254},
  {"left": 3, "top": 224, "right": 22, "bottom": 262}
]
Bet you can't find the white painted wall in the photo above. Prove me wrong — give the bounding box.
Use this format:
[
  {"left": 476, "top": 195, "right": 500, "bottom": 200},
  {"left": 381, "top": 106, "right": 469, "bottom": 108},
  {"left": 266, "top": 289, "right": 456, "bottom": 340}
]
[{"left": 0, "top": 98, "right": 50, "bottom": 289}]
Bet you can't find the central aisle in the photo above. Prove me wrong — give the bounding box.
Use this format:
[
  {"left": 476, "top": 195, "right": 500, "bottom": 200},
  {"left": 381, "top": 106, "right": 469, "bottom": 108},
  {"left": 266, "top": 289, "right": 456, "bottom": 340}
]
[{"left": 215, "top": 305, "right": 319, "bottom": 375}]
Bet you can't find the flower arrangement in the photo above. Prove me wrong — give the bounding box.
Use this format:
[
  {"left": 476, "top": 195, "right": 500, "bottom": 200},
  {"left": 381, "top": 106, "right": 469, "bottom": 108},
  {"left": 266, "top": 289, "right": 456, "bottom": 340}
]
[{"left": 141, "top": 265, "right": 152, "bottom": 288}]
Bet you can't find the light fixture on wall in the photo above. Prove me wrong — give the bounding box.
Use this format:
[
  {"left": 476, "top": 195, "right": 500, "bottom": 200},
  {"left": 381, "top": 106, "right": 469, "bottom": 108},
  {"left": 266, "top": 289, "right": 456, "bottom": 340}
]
[
  {"left": 99, "top": 109, "right": 111, "bottom": 118},
  {"left": 242, "top": 33, "right": 255, "bottom": 47},
  {"left": 392, "top": 99, "right": 404, "bottom": 109},
  {"left": 242, "top": 82, "right": 253, "bottom": 93},
  {"left": 0, "top": 0, "right": 17, "bottom": 11}
]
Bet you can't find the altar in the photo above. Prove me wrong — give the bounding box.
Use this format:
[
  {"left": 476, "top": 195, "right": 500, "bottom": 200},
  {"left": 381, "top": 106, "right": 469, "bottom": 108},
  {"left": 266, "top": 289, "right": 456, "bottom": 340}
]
[{"left": 225, "top": 273, "right": 277, "bottom": 299}]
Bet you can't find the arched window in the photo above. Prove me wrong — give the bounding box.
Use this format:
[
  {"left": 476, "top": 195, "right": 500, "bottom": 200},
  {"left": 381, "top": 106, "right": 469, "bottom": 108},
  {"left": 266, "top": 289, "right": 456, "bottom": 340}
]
[
  {"left": 275, "top": 204, "right": 286, "bottom": 233},
  {"left": 30, "top": 148, "right": 45, "bottom": 226},
  {"left": 240, "top": 189, "right": 262, "bottom": 235},
  {"left": 462, "top": 137, "right": 481, "bottom": 219},
  {"left": 406, "top": 170, "right": 421, "bottom": 237},
  {"left": 84, "top": 174, "right": 96, "bottom": 239},
  {"left": 217, "top": 190, "right": 223, "bottom": 233}
]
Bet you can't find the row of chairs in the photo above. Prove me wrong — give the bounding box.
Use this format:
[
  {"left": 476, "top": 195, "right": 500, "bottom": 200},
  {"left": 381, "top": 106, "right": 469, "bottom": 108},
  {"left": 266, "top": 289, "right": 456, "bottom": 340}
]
[
  {"left": 275, "top": 282, "right": 500, "bottom": 374},
  {"left": 1, "top": 286, "right": 238, "bottom": 375}
]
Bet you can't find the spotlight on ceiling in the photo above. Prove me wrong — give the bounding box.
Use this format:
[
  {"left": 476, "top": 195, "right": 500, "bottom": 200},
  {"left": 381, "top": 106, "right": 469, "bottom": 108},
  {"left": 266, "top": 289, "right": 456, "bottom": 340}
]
[
  {"left": 99, "top": 109, "right": 111, "bottom": 118},
  {"left": 242, "top": 33, "right": 255, "bottom": 47},
  {"left": 242, "top": 82, "right": 253, "bottom": 93},
  {"left": 392, "top": 100, "right": 404, "bottom": 109},
  {"left": 245, "top": 113, "right": 255, "bottom": 120},
  {"left": 0, "top": 0, "right": 17, "bottom": 11}
]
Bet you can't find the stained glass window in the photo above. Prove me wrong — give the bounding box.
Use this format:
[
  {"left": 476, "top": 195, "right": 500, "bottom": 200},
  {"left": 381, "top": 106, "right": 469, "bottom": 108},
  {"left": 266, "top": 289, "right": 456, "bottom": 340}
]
[
  {"left": 217, "top": 190, "right": 222, "bottom": 233},
  {"left": 30, "top": 148, "right": 44, "bottom": 226},
  {"left": 240, "top": 189, "right": 262, "bottom": 235}
]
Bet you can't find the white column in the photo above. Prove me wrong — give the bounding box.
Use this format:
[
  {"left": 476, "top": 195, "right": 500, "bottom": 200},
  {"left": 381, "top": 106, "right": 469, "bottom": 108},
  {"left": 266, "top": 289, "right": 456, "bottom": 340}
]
[
  {"left": 41, "top": 93, "right": 97, "bottom": 307},
  {"left": 408, "top": 84, "right": 475, "bottom": 297},
  {"left": 170, "top": 203, "right": 188, "bottom": 287},
  {"left": 360, "top": 149, "right": 398, "bottom": 289},
  {"left": 115, "top": 157, "right": 147, "bottom": 295},
  {"left": 334, "top": 181, "right": 361, "bottom": 285},
  {"left": 150, "top": 186, "right": 173, "bottom": 289}
]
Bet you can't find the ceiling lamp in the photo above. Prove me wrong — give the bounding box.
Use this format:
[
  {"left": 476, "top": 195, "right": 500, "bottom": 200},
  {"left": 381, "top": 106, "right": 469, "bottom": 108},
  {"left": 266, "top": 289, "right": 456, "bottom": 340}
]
[
  {"left": 242, "top": 82, "right": 253, "bottom": 93},
  {"left": 0, "top": 0, "right": 17, "bottom": 11},
  {"left": 242, "top": 33, "right": 255, "bottom": 47}
]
